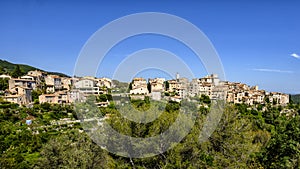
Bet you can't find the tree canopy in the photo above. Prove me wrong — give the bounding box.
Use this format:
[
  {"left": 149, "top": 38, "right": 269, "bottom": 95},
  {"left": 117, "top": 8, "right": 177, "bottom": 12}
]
[{"left": 0, "top": 99, "right": 300, "bottom": 168}]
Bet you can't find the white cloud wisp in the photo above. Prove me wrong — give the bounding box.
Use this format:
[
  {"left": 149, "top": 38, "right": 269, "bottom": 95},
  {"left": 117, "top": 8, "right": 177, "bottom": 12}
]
[
  {"left": 291, "top": 53, "right": 300, "bottom": 59},
  {"left": 253, "top": 68, "right": 293, "bottom": 74}
]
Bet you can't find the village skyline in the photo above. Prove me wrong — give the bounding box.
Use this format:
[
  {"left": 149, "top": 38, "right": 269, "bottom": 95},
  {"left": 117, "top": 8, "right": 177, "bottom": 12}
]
[{"left": 0, "top": 67, "right": 290, "bottom": 107}]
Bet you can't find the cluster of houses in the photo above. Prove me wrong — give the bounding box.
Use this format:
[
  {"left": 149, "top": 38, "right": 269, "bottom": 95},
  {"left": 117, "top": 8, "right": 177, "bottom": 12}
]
[
  {"left": 128, "top": 73, "right": 289, "bottom": 105},
  {"left": 0, "top": 70, "right": 112, "bottom": 106},
  {"left": 0, "top": 70, "right": 289, "bottom": 106}
]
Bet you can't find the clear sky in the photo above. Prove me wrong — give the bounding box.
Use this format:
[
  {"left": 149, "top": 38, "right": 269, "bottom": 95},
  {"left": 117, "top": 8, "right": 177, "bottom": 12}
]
[{"left": 0, "top": 0, "right": 300, "bottom": 94}]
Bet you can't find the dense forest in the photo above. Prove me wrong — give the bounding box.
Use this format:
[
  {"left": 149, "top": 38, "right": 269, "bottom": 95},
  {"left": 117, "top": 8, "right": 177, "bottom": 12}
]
[{"left": 0, "top": 96, "right": 299, "bottom": 168}]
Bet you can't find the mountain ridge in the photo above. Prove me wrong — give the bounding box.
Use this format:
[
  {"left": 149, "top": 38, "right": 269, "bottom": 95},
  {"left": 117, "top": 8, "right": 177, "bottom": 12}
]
[{"left": 0, "top": 59, "right": 70, "bottom": 77}]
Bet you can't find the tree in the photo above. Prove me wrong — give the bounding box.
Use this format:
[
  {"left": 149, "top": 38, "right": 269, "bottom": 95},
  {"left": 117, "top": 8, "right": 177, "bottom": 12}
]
[
  {"left": 10, "top": 65, "right": 23, "bottom": 78},
  {"left": 36, "top": 130, "right": 109, "bottom": 169},
  {"left": 127, "top": 82, "right": 133, "bottom": 93},
  {"left": 265, "top": 97, "right": 270, "bottom": 104},
  {"left": 206, "top": 105, "right": 264, "bottom": 168},
  {"left": 0, "top": 78, "right": 9, "bottom": 91},
  {"left": 258, "top": 115, "right": 300, "bottom": 168},
  {"left": 97, "top": 94, "right": 113, "bottom": 102},
  {"left": 31, "top": 89, "right": 42, "bottom": 101},
  {"left": 164, "top": 81, "right": 169, "bottom": 91},
  {"left": 98, "top": 94, "right": 108, "bottom": 102},
  {"left": 200, "top": 94, "right": 211, "bottom": 104},
  {"left": 0, "top": 67, "right": 5, "bottom": 74},
  {"left": 289, "top": 94, "right": 294, "bottom": 104},
  {"left": 147, "top": 82, "right": 151, "bottom": 93}
]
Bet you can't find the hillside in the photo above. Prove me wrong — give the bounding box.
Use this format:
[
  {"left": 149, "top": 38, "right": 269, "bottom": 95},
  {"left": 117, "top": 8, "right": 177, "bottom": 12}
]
[
  {"left": 291, "top": 94, "right": 300, "bottom": 104},
  {"left": 0, "top": 59, "right": 69, "bottom": 77}
]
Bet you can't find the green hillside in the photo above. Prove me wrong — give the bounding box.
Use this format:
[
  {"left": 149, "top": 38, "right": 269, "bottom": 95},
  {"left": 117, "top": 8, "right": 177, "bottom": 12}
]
[
  {"left": 0, "top": 59, "right": 39, "bottom": 74},
  {"left": 0, "top": 59, "right": 69, "bottom": 77},
  {"left": 291, "top": 94, "right": 300, "bottom": 104}
]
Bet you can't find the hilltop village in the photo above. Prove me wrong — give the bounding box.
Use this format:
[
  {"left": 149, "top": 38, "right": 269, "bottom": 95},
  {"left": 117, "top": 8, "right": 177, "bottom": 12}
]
[{"left": 0, "top": 70, "right": 289, "bottom": 106}]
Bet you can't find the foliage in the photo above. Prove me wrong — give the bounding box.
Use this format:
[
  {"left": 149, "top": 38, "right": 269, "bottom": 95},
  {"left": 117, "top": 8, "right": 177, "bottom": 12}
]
[
  {"left": 257, "top": 115, "right": 300, "bottom": 168},
  {"left": 31, "top": 89, "right": 43, "bottom": 101},
  {"left": 0, "top": 59, "right": 36, "bottom": 75},
  {"left": 164, "top": 81, "right": 169, "bottom": 91},
  {"left": 0, "top": 78, "right": 9, "bottom": 91},
  {"left": 0, "top": 99, "right": 300, "bottom": 168},
  {"left": 10, "top": 65, "right": 24, "bottom": 78},
  {"left": 128, "top": 82, "right": 132, "bottom": 91},
  {"left": 199, "top": 94, "right": 211, "bottom": 104},
  {"left": 0, "top": 66, "right": 5, "bottom": 74},
  {"left": 97, "top": 94, "right": 113, "bottom": 102},
  {"left": 36, "top": 130, "right": 108, "bottom": 169},
  {"left": 147, "top": 82, "right": 151, "bottom": 93}
]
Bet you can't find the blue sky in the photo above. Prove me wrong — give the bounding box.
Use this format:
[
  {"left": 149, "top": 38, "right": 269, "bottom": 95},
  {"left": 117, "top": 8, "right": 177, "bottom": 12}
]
[{"left": 0, "top": 0, "right": 300, "bottom": 94}]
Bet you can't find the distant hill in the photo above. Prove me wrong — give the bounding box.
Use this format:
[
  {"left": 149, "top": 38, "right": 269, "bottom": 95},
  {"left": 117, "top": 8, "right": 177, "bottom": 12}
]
[
  {"left": 0, "top": 59, "right": 70, "bottom": 77},
  {"left": 291, "top": 94, "right": 300, "bottom": 104},
  {"left": 112, "top": 80, "right": 129, "bottom": 88}
]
